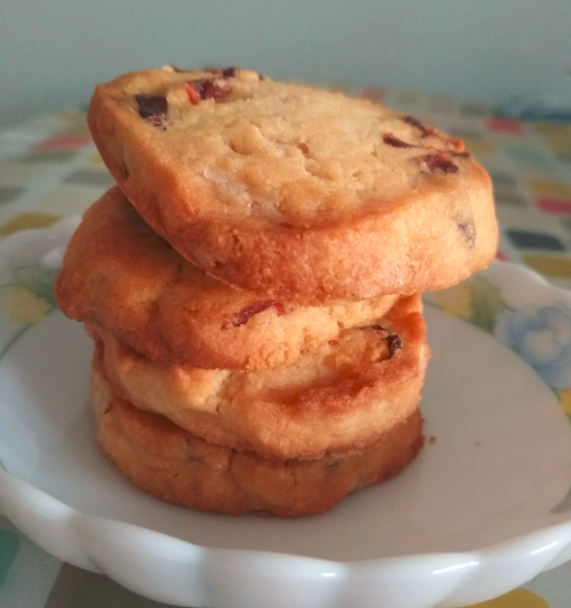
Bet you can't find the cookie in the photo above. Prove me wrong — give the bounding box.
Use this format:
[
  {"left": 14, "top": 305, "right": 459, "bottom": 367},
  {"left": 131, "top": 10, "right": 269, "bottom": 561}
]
[
  {"left": 55, "top": 188, "right": 399, "bottom": 370},
  {"left": 91, "top": 366, "right": 424, "bottom": 518},
  {"left": 88, "top": 66, "right": 498, "bottom": 303},
  {"left": 90, "top": 294, "right": 429, "bottom": 460}
]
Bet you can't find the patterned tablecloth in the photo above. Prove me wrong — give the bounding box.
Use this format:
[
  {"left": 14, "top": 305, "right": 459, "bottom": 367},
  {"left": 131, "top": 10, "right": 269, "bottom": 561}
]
[{"left": 1, "top": 86, "right": 571, "bottom": 608}]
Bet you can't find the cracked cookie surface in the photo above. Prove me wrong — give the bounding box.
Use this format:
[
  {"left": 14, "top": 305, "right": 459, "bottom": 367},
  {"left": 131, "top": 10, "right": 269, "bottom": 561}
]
[
  {"left": 55, "top": 188, "right": 399, "bottom": 370},
  {"left": 90, "top": 294, "right": 429, "bottom": 460}
]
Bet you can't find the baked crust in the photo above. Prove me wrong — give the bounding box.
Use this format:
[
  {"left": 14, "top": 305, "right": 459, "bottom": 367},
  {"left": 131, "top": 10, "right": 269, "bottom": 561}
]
[
  {"left": 55, "top": 188, "right": 399, "bottom": 370},
  {"left": 88, "top": 67, "right": 498, "bottom": 303},
  {"left": 91, "top": 368, "right": 424, "bottom": 518},
  {"left": 90, "top": 294, "right": 429, "bottom": 460}
]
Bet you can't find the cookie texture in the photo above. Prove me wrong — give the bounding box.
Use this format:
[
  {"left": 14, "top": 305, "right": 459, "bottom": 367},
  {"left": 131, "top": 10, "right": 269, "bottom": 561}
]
[
  {"left": 91, "top": 367, "right": 424, "bottom": 518},
  {"left": 54, "top": 188, "right": 399, "bottom": 370},
  {"left": 88, "top": 67, "right": 498, "bottom": 303},
  {"left": 90, "top": 294, "right": 429, "bottom": 460}
]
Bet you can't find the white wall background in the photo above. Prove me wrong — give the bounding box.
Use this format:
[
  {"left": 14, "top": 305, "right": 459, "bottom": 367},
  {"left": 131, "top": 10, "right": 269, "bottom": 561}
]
[{"left": 1, "top": 0, "right": 570, "bottom": 128}]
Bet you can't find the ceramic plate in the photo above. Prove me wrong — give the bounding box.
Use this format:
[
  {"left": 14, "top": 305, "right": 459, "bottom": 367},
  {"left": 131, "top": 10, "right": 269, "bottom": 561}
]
[{"left": 1, "top": 220, "right": 571, "bottom": 608}]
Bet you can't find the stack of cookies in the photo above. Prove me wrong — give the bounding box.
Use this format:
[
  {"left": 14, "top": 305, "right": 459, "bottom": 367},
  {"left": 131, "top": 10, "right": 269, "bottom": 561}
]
[{"left": 55, "top": 67, "right": 497, "bottom": 517}]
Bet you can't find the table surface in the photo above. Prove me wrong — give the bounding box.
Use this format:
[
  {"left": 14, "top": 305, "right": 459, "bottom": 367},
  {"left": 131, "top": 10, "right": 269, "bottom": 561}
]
[{"left": 1, "top": 86, "right": 571, "bottom": 608}]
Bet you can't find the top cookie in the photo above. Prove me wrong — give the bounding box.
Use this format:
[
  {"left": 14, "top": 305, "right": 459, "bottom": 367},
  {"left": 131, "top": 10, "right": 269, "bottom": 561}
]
[{"left": 88, "top": 66, "right": 498, "bottom": 303}]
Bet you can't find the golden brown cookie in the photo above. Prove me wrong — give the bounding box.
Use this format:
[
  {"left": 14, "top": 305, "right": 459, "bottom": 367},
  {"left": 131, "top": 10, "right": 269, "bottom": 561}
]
[
  {"left": 90, "top": 294, "right": 430, "bottom": 460},
  {"left": 91, "top": 367, "right": 424, "bottom": 518},
  {"left": 55, "top": 188, "right": 399, "bottom": 370},
  {"left": 88, "top": 66, "right": 497, "bottom": 304}
]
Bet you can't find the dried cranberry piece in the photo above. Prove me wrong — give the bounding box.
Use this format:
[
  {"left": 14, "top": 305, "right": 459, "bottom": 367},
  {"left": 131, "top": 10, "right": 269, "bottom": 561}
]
[
  {"left": 418, "top": 152, "right": 458, "bottom": 174},
  {"left": 202, "top": 79, "right": 232, "bottom": 99},
  {"left": 185, "top": 82, "right": 202, "bottom": 105},
  {"left": 386, "top": 334, "right": 402, "bottom": 358},
  {"left": 457, "top": 221, "right": 476, "bottom": 248},
  {"left": 224, "top": 300, "right": 285, "bottom": 328},
  {"left": 135, "top": 95, "right": 168, "bottom": 116},
  {"left": 135, "top": 95, "right": 168, "bottom": 129},
  {"left": 222, "top": 66, "right": 240, "bottom": 77},
  {"left": 402, "top": 115, "right": 432, "bottom": 136},
  {"left": 383, "top": 133, "right": 414, "bottom": 148},
  {"left": 185, "top": 78, "right": 232, "bottom": 105},
  {"left": 368, "top": 324, "right": 402, "bottom": 359}
]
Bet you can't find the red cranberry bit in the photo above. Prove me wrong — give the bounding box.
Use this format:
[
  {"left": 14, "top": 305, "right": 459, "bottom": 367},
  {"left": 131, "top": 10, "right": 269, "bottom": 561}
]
[
  {"left": 135, "top": 95, "right": 168, "bottom": 128},
  {"left": 402, "top": 115, "right": 433, "bottom": 137},
  {"left": 418, "top": 152, "right": 458, "bottom": 174},
  {"left": 225, "top": 300, "right": 285, "bottom": 328},
  {"left": 222, "top": 66, "right": 240, "bottom": 77},
  {"left": 185, "top": 82, "right": 202, "bottom": 105},
  {"left": 383, "top": 133, "right": 415, "bottom": 148},
  {"left": 202, "top": 78, "right": 232, "bottom": 99},
  {"left": 457, "top": 221, "right": 476, "bottom": 248},
  {"left": 185, "top": 78, "right": 232, "bottom": 105},
  {"left": 386, "top": 334, "right": 402, "bottom": 358},
  {"left": 135, "top": 95, "right": 167, "bottom": 117},
  {"left": 185, "top": 81, "right": 202, "bottom": 105},
  {"left": 368, "top": 324, "right": 402, "bottom": 359}
]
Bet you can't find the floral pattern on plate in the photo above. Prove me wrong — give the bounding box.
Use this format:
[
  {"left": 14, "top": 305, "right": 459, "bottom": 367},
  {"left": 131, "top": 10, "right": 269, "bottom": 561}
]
[
  {"left": 0, "top": 217, "right": 80, "bottom": 363},
  {"left": 431, "top": 275, "right": 571, "bottom": 412}
]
